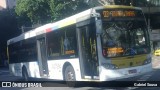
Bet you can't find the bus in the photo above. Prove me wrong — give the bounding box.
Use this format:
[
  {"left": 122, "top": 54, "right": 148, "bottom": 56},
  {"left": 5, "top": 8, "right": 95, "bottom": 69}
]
[{"left": 7, "top": 5, "right": 152, "bottom": 83}]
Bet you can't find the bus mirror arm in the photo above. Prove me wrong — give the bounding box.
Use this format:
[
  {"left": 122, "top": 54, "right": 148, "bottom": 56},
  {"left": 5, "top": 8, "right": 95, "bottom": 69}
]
[{"left": 91, "top": 13, "right": 101, "bottom": 18}]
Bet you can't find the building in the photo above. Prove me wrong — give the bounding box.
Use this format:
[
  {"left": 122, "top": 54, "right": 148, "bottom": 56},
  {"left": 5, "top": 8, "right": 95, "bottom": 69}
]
[
  {"left": 7, "top": 0, "right": 16, "bottom": 9},
  {"left": 151, "top": 30, "right": 160, "bottom": 50},
  {"left": 0, "top": 6, "right": 3, "bottom": 10},
  {"left": 0, "top": 0, "right": 16, "bottom": 10},
  {"left": 0, "top": 0, "right": 7, "bottom": 10}
]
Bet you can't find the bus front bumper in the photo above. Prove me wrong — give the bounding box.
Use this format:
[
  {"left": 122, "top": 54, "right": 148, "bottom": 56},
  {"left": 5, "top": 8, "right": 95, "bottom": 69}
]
[{"left": 99, "top": 63, "right": 152, "bottom": 81}]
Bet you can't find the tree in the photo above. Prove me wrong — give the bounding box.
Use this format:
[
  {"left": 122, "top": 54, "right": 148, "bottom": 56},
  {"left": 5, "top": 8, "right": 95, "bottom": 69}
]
[
  {"left": 15, "top": 0, "right": 89, "bottom": 24},
  {"left": 47, "top": 0, "right": 65, "bottom": 21},
  {"left": 59, "top": 0, "right": 89, "bottom": 17},
  {"left": 15, "top": 0, "right": 51, "bottom": 24},
  {"left": 87, "top": 0, "right": 134, "bottom": 7}
]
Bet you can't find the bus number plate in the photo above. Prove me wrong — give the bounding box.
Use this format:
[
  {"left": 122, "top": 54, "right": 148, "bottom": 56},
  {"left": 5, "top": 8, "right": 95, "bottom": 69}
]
[{"left": 128, "top": 69, "right": 137, "bottom": 74}]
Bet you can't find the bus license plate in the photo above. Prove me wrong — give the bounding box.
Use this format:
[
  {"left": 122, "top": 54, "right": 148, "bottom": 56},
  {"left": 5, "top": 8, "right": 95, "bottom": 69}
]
[{"left": 128, "top": 69, "right": 137, "bottom": 74}]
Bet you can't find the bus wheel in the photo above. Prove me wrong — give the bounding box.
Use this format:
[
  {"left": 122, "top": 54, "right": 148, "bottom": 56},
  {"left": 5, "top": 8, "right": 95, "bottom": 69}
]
[
  {"left": 64, "top": 65, "right": 76, "bottom": 87},
  {"left": 22, "top": 68, "right": 29, "bottom": 81}
]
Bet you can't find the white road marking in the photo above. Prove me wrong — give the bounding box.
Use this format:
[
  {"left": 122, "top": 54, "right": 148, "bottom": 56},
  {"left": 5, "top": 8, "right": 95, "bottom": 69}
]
[{"left": 126, "top": 87, "right": 138, "bottom": 90}]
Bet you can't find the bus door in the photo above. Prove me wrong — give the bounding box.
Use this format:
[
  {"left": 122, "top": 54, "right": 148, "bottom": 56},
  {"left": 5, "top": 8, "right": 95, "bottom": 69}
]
[
  {"left": 37, "top": 37, "right": 49, "bottom": 77},
  {"left": 77, "top": 23, "right": 99, "bottom": 80}
]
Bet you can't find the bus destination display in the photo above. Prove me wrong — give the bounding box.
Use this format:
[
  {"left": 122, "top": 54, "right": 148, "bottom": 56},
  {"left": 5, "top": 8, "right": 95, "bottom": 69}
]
[{"left": 102, "top": 10, "right": 136, "bottom": 18}]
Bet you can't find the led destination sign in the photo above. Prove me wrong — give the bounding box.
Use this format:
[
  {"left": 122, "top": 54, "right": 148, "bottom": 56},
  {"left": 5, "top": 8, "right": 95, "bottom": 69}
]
[{"left": 103, "top": 10, "right": 135, "bottom": 18}]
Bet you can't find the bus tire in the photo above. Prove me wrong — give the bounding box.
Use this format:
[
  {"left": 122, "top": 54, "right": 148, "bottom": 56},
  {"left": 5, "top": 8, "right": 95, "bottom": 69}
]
[
  {"left": 64, "top": 65, "right": 76, "bottom": 87},
  {"left": 22, "top": 67, "right": 29, "bottom": 81}
]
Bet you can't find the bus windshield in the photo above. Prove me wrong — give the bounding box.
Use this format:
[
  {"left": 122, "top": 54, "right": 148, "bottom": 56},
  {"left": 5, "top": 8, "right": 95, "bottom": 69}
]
[{"left": 101, "top": 20, "right": 150, "bottom": 57}]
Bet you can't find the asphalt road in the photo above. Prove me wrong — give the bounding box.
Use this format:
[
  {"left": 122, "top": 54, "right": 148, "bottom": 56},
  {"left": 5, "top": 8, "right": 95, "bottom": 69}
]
[{"left": 0, "top": 56, "right": 160, "bottom": 90}]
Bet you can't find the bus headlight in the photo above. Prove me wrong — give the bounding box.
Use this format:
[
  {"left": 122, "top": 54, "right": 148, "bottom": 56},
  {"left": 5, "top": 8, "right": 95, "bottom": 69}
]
[
  {"left": 143, "top": 57, "right": 151, "bottom": 65},
  {"left": 102, "top": 63, "right": 118, "bottom": 69}
]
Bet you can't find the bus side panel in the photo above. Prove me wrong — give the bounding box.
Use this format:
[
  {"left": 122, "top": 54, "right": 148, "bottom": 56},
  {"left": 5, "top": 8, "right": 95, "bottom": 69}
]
[
  {"left": 9, "top": 61, "right": 41, "bottom": 78},
  {"left": 9, "top": 59, "right": 81, "bottom": 80},
  {"left": 9, "top": 63, "right": 23, "bottom": 77},
  {"left": 23, "top": 61, "right": 41, "bottom": 78},
  {"left": 47, "top": 58, "right": 82, "bottom": 81},
  {"left": 9, "top": 64, "right": 16, "bottom": 76}
]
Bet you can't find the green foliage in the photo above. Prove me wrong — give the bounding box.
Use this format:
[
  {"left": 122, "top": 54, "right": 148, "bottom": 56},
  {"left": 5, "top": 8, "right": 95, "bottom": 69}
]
[
  {"left": 15, "top": 0, "right": 50, "bottom": 24},
  {"left": 59, "top": 0, "right": 89, "bottom": 17},
  {"left": 15, "top": 0, "right": 89, "bottom": 24},
  {"left": 48, "top": 0, "right": 64, "bottom": 21}
]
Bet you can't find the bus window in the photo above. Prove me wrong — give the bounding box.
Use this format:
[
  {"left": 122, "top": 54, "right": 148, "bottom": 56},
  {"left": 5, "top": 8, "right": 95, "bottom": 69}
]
[
  {"left": 47, "top": 26, "right": 78, "bottom": 60},
  {"left": 134, "top": 29, "right": 146, "bottom": 46},
  {"left": 63, "top": 30, "right": 76, "bottom": 55},
  {"left": 47, "top": 31, "right": 61, "bottom": 58},
  {"left": 101, "top": 20, "right": 150, "bottom": 57},
  {"left": 64, "top": 37, "right": 70, "bottom": 51}
]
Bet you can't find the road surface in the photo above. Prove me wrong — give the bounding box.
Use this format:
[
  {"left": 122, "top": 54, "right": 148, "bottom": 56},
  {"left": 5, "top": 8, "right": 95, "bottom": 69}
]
[{"left": 0, "top": 55, "right": 160, "bottom": 90}]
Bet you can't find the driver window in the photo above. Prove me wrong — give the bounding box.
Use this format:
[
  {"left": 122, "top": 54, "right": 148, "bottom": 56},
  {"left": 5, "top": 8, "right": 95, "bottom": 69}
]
[{"left": 134, "top": 29, "right": 145, "bottom": 46}]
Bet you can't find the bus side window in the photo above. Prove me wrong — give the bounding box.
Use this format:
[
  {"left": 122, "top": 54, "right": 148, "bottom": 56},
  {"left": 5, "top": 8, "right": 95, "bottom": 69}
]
[
  {"left": 63, "top": 28, "right": 77, "bottom": 56},
  {"left": 64, "top": 37, "right": 70, "bottom": 51},
  {"left": 47, "top": 25, "right": 78, "bottom": 60},
  {"left": 47, "top": 31, "right": 61, "bottom": 58}
]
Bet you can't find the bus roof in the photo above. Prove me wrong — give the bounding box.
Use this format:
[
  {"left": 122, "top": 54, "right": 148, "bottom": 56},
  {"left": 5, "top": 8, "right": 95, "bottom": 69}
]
[
  {"left": 7, "top": 5, "right": 142, "bottom": 45},
  {"left": 95, "top": 5, "right": 141, "bottom": 10}
]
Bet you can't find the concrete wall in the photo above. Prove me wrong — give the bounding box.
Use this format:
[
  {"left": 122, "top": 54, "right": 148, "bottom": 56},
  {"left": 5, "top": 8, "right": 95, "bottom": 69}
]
[
  {"left": 151, "top": 29, "right": 160, "bottom": 41},
  {"left": 7, "top": 0, "right": 16, "bottom": 9}
]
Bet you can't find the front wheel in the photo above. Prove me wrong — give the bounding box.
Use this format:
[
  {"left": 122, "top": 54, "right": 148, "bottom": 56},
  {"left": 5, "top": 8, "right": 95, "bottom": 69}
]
[{"left": 64, "top": 65, "right": 76, "bottom": 87}]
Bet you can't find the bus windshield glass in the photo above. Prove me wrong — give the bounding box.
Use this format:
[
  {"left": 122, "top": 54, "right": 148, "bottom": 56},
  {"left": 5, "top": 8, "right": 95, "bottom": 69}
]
[{"left": 101, "top": 20, "right": 150, "bottom": 57}]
